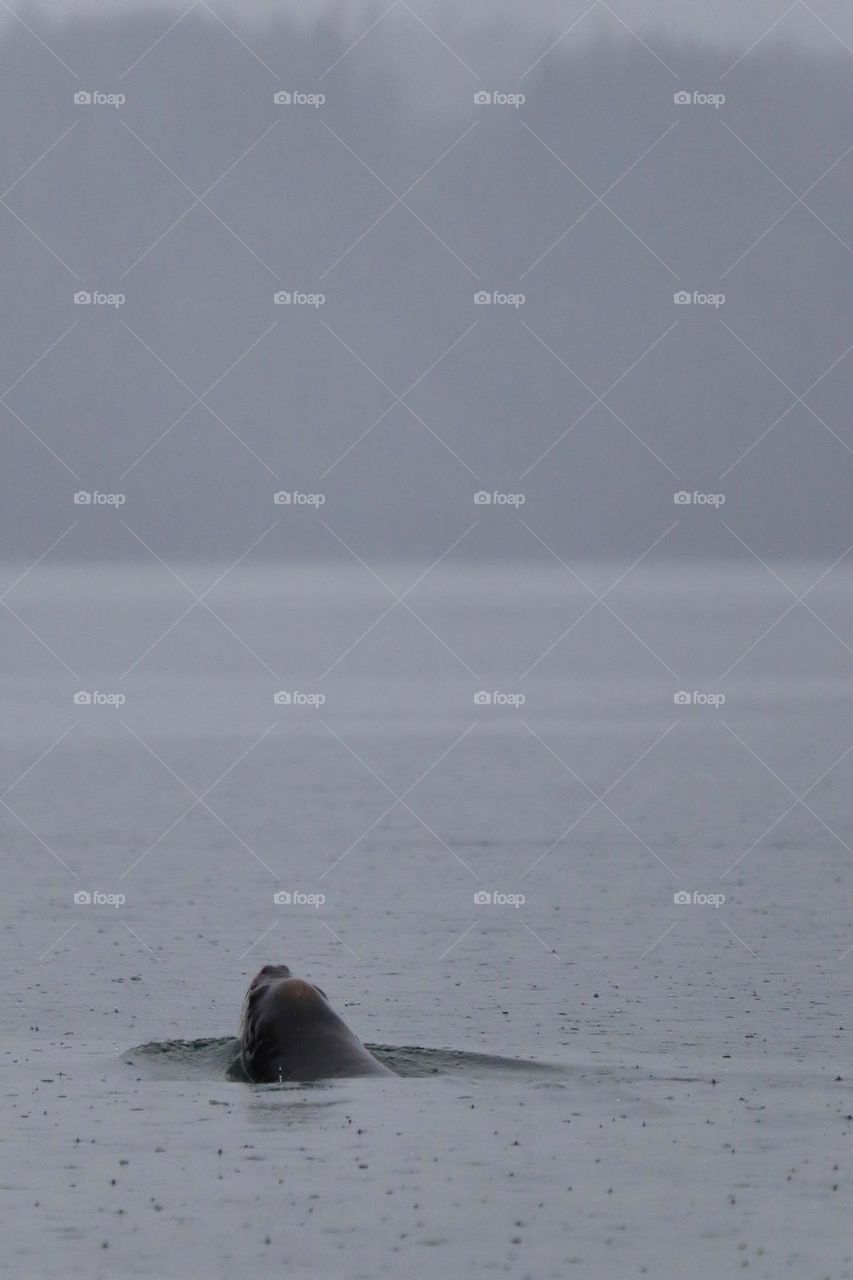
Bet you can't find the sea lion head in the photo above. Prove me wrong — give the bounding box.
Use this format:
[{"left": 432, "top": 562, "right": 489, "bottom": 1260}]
[
  {"left": 239, "top": 965, "right": 335, "bottom": 1081},
  {"left": 238, "top": 963, "right": 392, "bottom": 1082}
]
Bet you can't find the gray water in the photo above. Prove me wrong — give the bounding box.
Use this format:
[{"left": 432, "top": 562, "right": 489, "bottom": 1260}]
[{"left": 3, "top": 561, "right": 853, "bottom": 1278}]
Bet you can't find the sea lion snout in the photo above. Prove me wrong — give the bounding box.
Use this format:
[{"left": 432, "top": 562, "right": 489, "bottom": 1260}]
[{"left": 253, "top": 963, "right": 291, "bottom": 983}]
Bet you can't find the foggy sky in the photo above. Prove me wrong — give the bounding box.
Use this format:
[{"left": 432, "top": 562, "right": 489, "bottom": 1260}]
[
  {"left": 14, "top": 0, "right": 853, "bottom": 50},
  {"left": 1, "top": 2, "right": 852, "bottom": 563}
]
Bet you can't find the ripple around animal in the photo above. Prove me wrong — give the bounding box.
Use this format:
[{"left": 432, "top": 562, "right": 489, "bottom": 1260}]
[{"left": 122, "top": 1037, "right": 568, "bottom": 1082}]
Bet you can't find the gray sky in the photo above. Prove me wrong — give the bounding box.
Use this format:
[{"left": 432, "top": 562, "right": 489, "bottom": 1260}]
[
  {"left": 15, "top": 0, "right": 853, "bottom": 48},
  {"left": 1, "top": 1, "right": 852, "bottom": 562}
]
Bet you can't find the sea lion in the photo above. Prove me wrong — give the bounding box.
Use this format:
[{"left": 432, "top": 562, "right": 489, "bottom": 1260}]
[{"left": 238, "top": 964, "right": 395, "bottom": 1082}]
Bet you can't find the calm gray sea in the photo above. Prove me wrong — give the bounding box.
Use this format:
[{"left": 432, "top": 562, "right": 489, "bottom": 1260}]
[{"left": 3, "top": 561, "right": 852, "bottom": 1279}]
